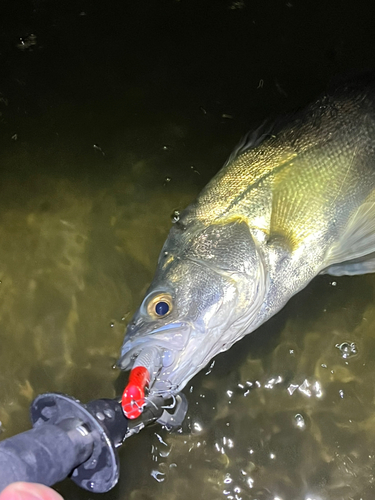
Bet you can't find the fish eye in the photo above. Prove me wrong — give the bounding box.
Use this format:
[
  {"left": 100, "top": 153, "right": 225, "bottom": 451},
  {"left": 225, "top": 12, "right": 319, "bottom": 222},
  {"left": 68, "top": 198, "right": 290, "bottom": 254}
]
[
  {"left": 155, "top": 301, "right": 169, "bottom": 316},
  {"left": 147, "top": 293, "right": 173, "bottom": 319}
]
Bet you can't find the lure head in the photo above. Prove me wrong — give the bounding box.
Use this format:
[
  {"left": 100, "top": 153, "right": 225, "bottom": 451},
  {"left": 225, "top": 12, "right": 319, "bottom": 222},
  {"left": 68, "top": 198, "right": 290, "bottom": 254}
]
[{"left": 118, "top": 217, "right": 266, "bottom": 397}]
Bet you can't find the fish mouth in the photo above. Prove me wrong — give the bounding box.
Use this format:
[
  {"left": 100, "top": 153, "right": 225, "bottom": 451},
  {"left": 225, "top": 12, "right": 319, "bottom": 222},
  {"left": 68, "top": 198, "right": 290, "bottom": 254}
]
[
  {"left": 117, "top": 322, "right": 192, "bottom": 389},
  {"left": 118, "top": 318, "right": 224, "bottom": 397}
]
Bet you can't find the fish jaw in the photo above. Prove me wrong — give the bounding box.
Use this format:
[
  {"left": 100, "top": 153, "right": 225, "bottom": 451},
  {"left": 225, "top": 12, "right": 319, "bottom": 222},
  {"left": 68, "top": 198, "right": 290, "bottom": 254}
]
[
  {"left": 117, "top": 321, "right": 196, "bottom": 393},
  {"left": 119, "top": 320, "right": 230, "bottom": 397},
  {"left": 118, "top": 321, "right": 216, "bottom": 397}
]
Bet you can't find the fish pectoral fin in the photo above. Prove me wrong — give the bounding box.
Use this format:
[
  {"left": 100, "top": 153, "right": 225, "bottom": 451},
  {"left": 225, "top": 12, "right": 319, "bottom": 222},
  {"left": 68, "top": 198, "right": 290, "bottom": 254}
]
[
  {"left": 321, "top": 252, "right": 375, "bottom": 276},
  {"left": 322, "top": 200, "right": 375, "bottom": 275}
]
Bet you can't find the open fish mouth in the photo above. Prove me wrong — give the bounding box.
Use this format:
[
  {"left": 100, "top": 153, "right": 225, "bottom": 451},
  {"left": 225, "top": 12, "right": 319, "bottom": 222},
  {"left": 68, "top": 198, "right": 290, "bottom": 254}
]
[
  {"left": 117, "top": 321, "right": 192, "bottom": 392},
  {"left": 118, "top": 343, "right": 175, "bottom": 373}
]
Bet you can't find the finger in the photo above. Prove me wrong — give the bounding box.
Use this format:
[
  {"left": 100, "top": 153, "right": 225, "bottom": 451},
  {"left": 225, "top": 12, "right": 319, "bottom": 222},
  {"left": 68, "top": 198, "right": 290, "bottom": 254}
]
[{"left": 0, "top": 482, "right": 64, "bottom": 500}]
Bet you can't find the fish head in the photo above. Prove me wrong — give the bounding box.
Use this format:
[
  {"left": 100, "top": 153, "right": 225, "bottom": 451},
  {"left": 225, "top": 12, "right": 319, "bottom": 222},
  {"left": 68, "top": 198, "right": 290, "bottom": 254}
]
[{"left": 119, "top": 217, "right": 267, "bottom": 397}]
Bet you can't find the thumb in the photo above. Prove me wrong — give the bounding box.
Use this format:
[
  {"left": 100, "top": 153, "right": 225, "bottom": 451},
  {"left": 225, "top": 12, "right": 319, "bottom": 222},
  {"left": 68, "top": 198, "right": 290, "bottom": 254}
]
[{"left": 0, "top": 483, "right": 63, "bottom": 500}]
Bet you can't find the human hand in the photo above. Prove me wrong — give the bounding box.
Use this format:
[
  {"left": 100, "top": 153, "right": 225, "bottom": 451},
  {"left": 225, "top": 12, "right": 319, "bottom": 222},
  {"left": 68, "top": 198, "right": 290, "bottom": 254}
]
[{"left": 0, "top": 483, "right": 63, "bottom": 500}]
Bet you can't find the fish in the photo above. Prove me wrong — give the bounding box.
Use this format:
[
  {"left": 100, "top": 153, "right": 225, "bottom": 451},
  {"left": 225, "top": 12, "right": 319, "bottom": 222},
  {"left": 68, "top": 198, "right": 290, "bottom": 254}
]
[{"left": 118, "top": 76, "right": 375, "bottom": 400}]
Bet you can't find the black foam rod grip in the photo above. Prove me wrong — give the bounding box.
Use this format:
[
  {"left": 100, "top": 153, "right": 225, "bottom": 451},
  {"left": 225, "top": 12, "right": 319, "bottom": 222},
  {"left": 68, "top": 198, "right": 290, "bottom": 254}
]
[{"left": 0, "top": 423, "right": 93, "bottom": 493}]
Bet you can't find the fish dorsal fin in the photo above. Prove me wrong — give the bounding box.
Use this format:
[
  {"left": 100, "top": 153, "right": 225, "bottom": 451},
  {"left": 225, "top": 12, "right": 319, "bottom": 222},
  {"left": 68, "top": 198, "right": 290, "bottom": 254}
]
[
  {"left": 224, "top": 119, "right": 275, "bottom": 167},
  {"left": 322, "top": 200, "right": 375, "bottom": 275}
]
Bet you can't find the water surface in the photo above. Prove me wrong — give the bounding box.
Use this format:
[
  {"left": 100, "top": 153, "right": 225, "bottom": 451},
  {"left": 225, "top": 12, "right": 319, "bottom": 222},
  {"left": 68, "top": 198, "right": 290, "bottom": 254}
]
[{"left": 1, "top": 1, "right": 375, "bottom": 499}]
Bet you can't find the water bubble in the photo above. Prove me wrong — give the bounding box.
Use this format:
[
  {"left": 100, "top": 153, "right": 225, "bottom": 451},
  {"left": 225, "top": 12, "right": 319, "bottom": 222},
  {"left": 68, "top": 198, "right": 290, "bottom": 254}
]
[
  {"left": 313, "top": 381, "right": 323, "bottom": 398},
  {"left": 335, "top": 341, "right": 357, "bottom": 359},
  {"left": 264, "top": 375, "right": 283, "bottom": 389},
  {"left": 171, "top": 210, "right": 180, "bottom": 223},
  {"left": 294, "top": 413, "right": 306, "bottom": 429},
  {"left": 93, "top": 144, "right": 105, "bottom": 155},
  {"left": 164, "top": 176, "right": 171, "bottom": 185},
  {"left": 299, "top": 380, "right": 312, "bottom": 397},
  {"left": 287, "top": 383, "right": 299, "bottom": 395},
  {"left": 16, "top": 34, "right": 37, "bottom": 50},
  {"left": 288, "top": 379, "right": 323, "bottom": 398},
  {"left": 247, "top": 477, "right": 254, "bottom": 488},
  {"left": 151, "top": 470, "right": 166, "bottom": 482},
  {"left": 159, "top": 449, "right": 171, "bottom": 458},
  {"left": 193, "top": 422, "right": 203, "bottom": 433},
  {"left": 331, "top": 281, "right": 337, "bottom": 286},
  {"left": 190, "top": 165, "right": 200, "bottom": 175},
  {"left": 154, "top": 433, "right": 168, "bottom": 447},
  {"left": 88, "top": 481, "right": 95, "bottom": 490},
  {"left": 339, "top": 389, "right": 344, "bottom": 399},
  {"left": 110, "top": 322, "right": 114, "bottom": 328},
  {"left": 224, "top": 474, "right": 232, "bottom": 484},
  {"left": 162, "top": 145, "right": 172, "bottom": 151},
  {"left": 205, "top": 360, "right": 215, "bottom": 375}
]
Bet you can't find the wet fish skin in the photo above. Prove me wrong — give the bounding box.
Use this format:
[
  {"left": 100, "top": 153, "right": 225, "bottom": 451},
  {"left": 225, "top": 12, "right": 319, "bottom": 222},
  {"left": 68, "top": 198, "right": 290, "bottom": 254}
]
[{"left": 119, "top": 78, "right": 375, "bottom": 396}]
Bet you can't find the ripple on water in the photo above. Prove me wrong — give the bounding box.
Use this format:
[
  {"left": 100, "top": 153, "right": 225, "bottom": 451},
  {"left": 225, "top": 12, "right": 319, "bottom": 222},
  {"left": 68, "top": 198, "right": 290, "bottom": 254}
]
[{"left": 335, "top": 341, "right": 358, "bottom": 359}]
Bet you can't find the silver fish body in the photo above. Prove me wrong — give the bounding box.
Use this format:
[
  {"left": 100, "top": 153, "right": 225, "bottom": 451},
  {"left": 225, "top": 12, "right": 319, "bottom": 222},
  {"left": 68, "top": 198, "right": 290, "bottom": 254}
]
[{"left": 119, "top": 78, "right": 375, "bottom": 397}]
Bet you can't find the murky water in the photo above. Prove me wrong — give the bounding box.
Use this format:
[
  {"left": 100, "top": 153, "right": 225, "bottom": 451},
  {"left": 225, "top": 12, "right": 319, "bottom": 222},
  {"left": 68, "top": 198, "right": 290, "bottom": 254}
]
[{"left": 2, "top": 1, "right": 375, "bottom": 499}]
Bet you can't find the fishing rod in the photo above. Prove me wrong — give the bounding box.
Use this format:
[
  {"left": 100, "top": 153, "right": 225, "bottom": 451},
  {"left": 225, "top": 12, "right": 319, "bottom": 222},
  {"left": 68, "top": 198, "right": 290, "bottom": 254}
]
[{"left": 0, "top": 391, "right": 188, "bottom": 494}]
